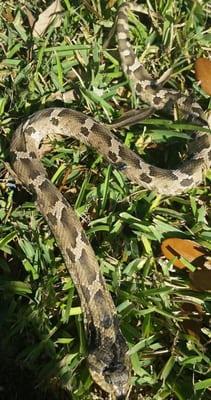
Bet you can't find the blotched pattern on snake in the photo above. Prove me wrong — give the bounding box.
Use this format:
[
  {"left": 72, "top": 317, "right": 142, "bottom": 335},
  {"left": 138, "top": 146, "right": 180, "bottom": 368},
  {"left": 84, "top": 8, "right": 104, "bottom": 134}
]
[{"left": 10, "top": 2, "right": 211, "bottom": 399}]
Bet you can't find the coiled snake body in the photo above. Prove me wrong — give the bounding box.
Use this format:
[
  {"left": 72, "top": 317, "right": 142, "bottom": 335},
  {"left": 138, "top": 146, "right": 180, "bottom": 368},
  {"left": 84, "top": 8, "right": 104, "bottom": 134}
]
[{"left": 10, "top": 3, "right": 211, "bottom": 399}]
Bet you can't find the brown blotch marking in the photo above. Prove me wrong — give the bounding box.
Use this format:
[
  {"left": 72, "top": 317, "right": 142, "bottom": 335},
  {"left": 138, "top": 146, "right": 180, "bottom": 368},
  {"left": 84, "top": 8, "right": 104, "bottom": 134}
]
[
  {"left": 133, "top": 67, "right": 143, "bottom": 80},
  {"left": 180, "top": 177, "right": 194, "bottom": 187},
  {"left": 117, "top": 10, "right": 128, "bottom": 20},
  {"left": 101, "top": 314, "right": 113, "bottom": 329},
  {"left": 153, "top": 96, "right": 163, "bottom": 106},
  {"left": 25, "top": 126, "right": 36, "bottom": 135},
  {"left": 108, "top": 150, "right": 118, "bottom": 163},
  {"left": 28, "top": 182, "right": 36, "bottom": 192},
  {"left": 10, "top": 151, "right": 17, "bottom": 162},
  {"left": 39, "top": 180, "right": 59, "bottom": 205},
  {"left": 124, "top": 53, "right": 135, "bottom": 67},
  {"left": 149, "top": 166, "right": 178, "bottom": 181},
  {"left": 51, "top": 117, "right": 59, "bottom": 126},
  {"left": 92, "top": 123, "right": 112, "bottom": 147},
  {"left": 113, "top": 314, "right": 120, "bottom": 330},
  {"left": 29, "top": 109, "right": 54, "bottom": 124},
  {"left": 119, "top": 145, "right": 140, "bottom": 169},
  {"left": 81, "top": 231, "right": 90, "bottom": 246},
  {"left": 58, "top": 109, "right": 87, "bottom": 125},
  {"left": 29, "top": 151, "right": 37, "bottom": 158},
  {"left": 46, "top": 212, "right": 57, "bottom": 226},
  {"left": 116, "top": 331, "right": 128, "bottom": 355},
  {"left": 197, "top": 135, "right": 210, "bottom": 150},
  {"left": 81, "top": 126, "right": 90, "bottom": 137},
  {"left": 20, "top": 159, "right": 40, "bottom": 180},
  {"left": 105, "top": 324, "right": 126, "bottom": 358},
  {"left": 92, "top": 290, "right": 113, "bottom": 332},
  {"left": 58, "top": 109, "right": 72, "bottom": 118},
  {"left": 182, "top": 159, "right": 202, "bottom": 175},
  {"left": 117, "top": 38, "right": 128, "bottom": 51},
  {"left": 61, "top": 207, "right": 78, "bottom": 248},
  {"left": 136, "top": 82, "right": 143, "bottom": 93},
  {"left": 11, "top": 140, "right": 26, "bottom": 153},
  {"left": 36, "top": 195, "right": 46, "bottom": 210},
  {"left": 79, "top": 248, "right": 97, "bottom": 284},
  {"left": 87, "top": 321, "right": 101, "bottom": 350},
  {"left": 139, "top": 172, "right": 152, "bottom": 184},
  {"left": 94, "top": 288, "right": 104, "bottom": 302},
  {"left": 81, "top": 285, "right": 91, "bottom": 302},
  {"left": 40, "top": 109, "right": 55, "bottom": 118},
  {"left": 66, "top": 247, "right": 76, "bottom": 263},
  {"left": 133, "top": 66, "right": 146, "bottom": 80},
  {"left": 60, "top": 207, "right": 71, "bottom": 226}
]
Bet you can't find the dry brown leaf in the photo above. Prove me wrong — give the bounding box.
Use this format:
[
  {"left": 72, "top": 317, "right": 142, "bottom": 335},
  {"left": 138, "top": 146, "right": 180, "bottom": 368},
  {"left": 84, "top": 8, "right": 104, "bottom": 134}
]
[
  {"left": 2, "top": 8, "right": 14, "bottom": 23},
  {"left": 33, "top": 0, "right": 63, "bottom": 38},
  {"left": 22, "top": 6, "right": 36, "bottom": 29},
  {"left": 195, "top": 57, "right": 211, "bottom": 96},
  {"left": 161, "top": 238, "right": 205, "bottom": 269}
]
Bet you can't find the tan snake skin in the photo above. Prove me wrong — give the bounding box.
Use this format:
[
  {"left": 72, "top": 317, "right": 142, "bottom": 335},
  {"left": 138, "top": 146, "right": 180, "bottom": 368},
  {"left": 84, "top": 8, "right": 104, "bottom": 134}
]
[{"left": 10, "top": 2, "right": 211, "bottom": 399}]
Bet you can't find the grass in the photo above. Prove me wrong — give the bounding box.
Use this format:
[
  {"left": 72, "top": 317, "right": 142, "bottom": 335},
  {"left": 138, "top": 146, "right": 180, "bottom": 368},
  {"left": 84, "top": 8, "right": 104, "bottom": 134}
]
[{"left": 0, "top": 0, "right": 211, "bottom": 399}]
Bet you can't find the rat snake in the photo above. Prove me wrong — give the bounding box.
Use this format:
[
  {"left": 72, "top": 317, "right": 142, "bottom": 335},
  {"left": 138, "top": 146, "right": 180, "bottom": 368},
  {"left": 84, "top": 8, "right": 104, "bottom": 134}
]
[{"left": 10, "top": 2, "right": 211, "bottom": 399}]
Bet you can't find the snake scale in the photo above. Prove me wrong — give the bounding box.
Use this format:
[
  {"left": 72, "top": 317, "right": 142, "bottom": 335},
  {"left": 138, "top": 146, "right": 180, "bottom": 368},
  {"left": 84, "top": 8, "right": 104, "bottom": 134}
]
[{"left": 10, "top": 2, "right": 211, "bottom": 399}]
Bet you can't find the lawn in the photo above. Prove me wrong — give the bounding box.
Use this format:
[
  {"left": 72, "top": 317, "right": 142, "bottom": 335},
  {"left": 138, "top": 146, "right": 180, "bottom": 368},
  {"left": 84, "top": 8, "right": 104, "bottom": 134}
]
[{"left": 0, "top": 0, "right": 211, "bottom": 399}]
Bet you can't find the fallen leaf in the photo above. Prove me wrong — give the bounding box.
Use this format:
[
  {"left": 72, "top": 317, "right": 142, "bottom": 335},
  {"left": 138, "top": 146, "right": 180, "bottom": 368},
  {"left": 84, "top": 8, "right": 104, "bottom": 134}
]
[
  {"left": 161, "top": 238, "right": 206, "bottom": 269},
  {"left": 195, "top": 57, "right": 211, "bottom": 95},
  {"left": 2, "top": 8, "right": 14, "bottom": 22},
  {"left": 22, "top": 6, "right": 36, "bottom": 29},
  {"left": 33, "top": 0, "right": 63, "bottom": 38}
]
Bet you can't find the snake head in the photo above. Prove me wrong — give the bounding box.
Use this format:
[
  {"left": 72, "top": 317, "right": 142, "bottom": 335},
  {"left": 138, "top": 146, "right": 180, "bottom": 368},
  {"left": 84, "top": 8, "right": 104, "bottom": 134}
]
[{"left": 87, "top": 343, "right": 130, "bottom": 399}]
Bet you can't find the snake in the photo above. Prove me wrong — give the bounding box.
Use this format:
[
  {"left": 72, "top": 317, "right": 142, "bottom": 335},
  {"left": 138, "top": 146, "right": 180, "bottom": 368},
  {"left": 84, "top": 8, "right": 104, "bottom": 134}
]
[{"left": 9, "top": 2, "right": 211, "bottom": 399}]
